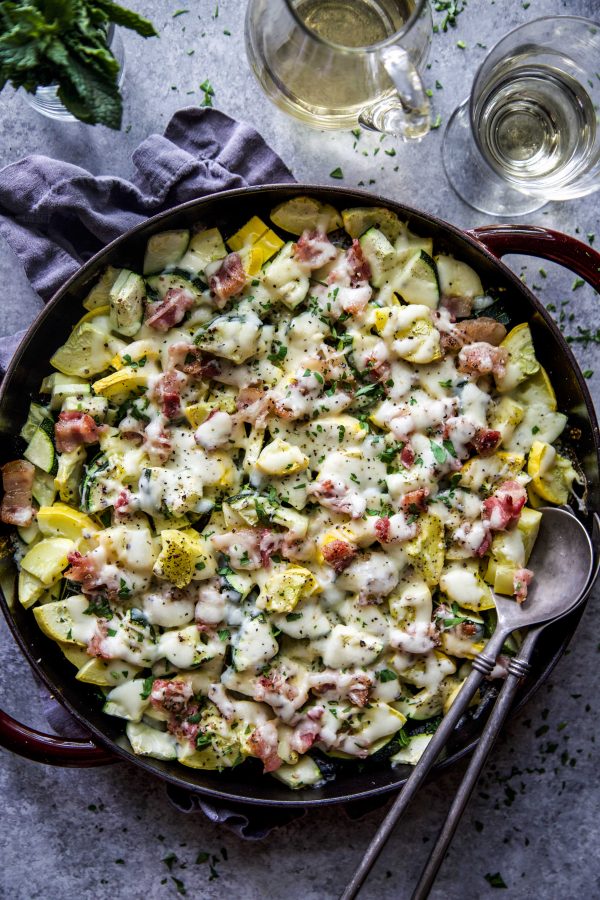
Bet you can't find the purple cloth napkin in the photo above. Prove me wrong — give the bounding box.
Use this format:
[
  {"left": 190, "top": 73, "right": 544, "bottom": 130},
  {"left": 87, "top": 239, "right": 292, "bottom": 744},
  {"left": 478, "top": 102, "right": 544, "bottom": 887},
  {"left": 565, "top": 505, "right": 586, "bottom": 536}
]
[{"left": 4, "top": 107, "right": 300, "bottom": 838}]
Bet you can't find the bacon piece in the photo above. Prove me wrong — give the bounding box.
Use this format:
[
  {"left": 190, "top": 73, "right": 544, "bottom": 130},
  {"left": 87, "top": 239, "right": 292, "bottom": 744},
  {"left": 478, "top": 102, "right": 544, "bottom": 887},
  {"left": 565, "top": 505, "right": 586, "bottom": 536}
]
[
  {"left": 1, "top": 459, "right": 35, "bottom": 527},
  {"left": 293, "top": 230, "right": 337, "bottom": 269},
  {"left": 289, "top": 712, "right": 322, "bottom": 754},
  {"left": 114, "top": 488, "right": 137, "bottom": 518},
  {"left": 174, "top": 344, "right": 222, "bottom": 380},
  {"left": 208, "top": 252, "right": 246, "bottom": 305},
  {"left": 440, "top": 294, "right": 473, "bottom": 320},
  {"left": 375, "top": 513, "right": 418, "bottom": 544},
  {"left": 86, "top": 620, "right": 110, "bottom": 659},
  {"left": 256, "top": 669, "right": 299, "bottom": 704},
  {"left": 307, "top": 477, "right": 366, "bottom": 519},
  {"left": 143, "top": 419, "right": 172, "bottom": 464},
  {"left": 476, "top": 530, "right": 492, "bottom": 558},
  {"left": 64, "top": 550, "right": 118, "bottom": 595},
  {"left": 400, "top": 488, "right": 429, "bottom": 514},
  {"left": 146, "top": 287, "right": 195, "bottom": 332},
  {"left": 153, "top": 371, "right": 185, "bottom": 420},
  {"left": 311, "top": 672, "right": 374, "bottom": 706},
  {"left": 150, "top": 678, "right": 194, "bottom": 714},
  {"left": 346, "top": 238, "right": 372, "bottom": 284},
  {"left": 400, "top": 444, "right": 415, "bottom": 468},
  {"left": 440, "top": 317, "right": 507, "bottom": 355},
  {"left": 514, "top": 567, "right": 533, "bottom": 603},
  {"left": 471, "top": 428, "right": 502, "bottom": 457},
  {"left": 374, "top": 517, "right": 391, "bottom": 543},
  {"left": 322, "top": 539, "right": 358, "bottom": 574},
  {"left": 247, "top": 721, "right": 282, "bottom": 773},
  {"left": 457, "top": 341, "right": 508, "bottom": 380},
  {"left": 55, "top": 410, "right": 99, "bottom": 453},
  {"left": 211, "top": 528, "right": 281, "bottom": 570},
  {"left": 167, "top": 341, "right": 220, "bottom": 380},
  {"left": 482, "top": 480, "right": 527, "bottom": 532},
  {"left": 457, "top": 317, "right": 507, "bottom": 347}
]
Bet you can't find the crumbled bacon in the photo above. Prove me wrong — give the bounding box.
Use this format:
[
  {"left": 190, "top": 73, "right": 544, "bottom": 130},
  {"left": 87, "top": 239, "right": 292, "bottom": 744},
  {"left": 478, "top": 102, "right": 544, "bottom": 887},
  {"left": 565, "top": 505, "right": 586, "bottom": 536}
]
[
  {"left": 143, "top": 419, "right": 172, "bottom": 464},
  {"left": 86, "top": 619, "right": 109, "bottom": 659},
  {"left": 211, "top": 528, "right": 279, "bottom": 570},
  {"left": 400, "top": 444, "right": 415, "bottom": 468},
  {"left": 167, "top": 342, "right": 221, "bottom": 380},
  {"left": 482, "top": 480, "right": 527, "bottom": 532},
  {"left": 247, "top": 721, "right": 282, "bottom": 773},
  {"left": 440, "top": 294, "right": 473, "bottom": 320},
  {"left": 514, "top": 567, "right": 533, "bottom": 603},
  {"left": 476, "top": 530, "right": 492, "bottom": 557},
  {"left": 114, "top": 488, "right": 137, "bottom": 517},
  {"left": 64, "top": 550, "right": 117, "bottom": 595},
  {"left": 150, "top": 678, "right": 194, "bottom": 714},
  {"left": 440, "top": 317, "right": 507, "bottom": 354},
  {"left": 307, "top": 478, "right": 365, "bottom": 518},
  {"left": 374, "top": 517, "right": 391, "bottom": 543},
  {"left": 457, "top": 341, "right": 508, "bottom": 380},
  {"left": 208, "top": 252, "right": 246, "bottom": 305},
  {"left": 0, "top": 459, "right": 35, "bottom": 527},
  {"left": 289, "top": 713, "right": 322, "bottom": 754},
  {"left": 167, "top": 700, "right": 201, "bottom": 747},
  {"left": 471, "top": 428, "right": 502, "bottom": 457},
  {"left": 55, "top": 411, "right": 99, "bottom": 453},
  {"left": 400, "top": 488, "right": 429, "bottom": 514},
  {"left": 153, "top": 371, "right": 185, "bottom": 420},
  {"left": 321, "top": 539, "right": 358, "bottom": 574},
  {"left": 293, "top": 230, "right": 337, "bottom": 269},
  {"left": 346, "top": 239, "right": 371, "bottom": 284},
  {"left": 146, "top": 287, "right": 195, "bottom": 332},
  {"left": 256, "top": 669, "right": 298, "bottom": 704}
]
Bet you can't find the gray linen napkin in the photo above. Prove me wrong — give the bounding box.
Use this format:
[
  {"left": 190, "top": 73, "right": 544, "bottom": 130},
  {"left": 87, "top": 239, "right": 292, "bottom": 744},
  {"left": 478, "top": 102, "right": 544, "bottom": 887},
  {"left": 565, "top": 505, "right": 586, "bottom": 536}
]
[{"left": 3, "top": 108, "right": 302, "bottom": 837}]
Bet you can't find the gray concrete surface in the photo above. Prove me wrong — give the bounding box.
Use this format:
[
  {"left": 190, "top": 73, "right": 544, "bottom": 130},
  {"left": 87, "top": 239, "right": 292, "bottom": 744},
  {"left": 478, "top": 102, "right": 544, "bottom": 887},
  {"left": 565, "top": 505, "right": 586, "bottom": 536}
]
[{"left": 0, "top": 1, "right": 599, "bottom": 898}]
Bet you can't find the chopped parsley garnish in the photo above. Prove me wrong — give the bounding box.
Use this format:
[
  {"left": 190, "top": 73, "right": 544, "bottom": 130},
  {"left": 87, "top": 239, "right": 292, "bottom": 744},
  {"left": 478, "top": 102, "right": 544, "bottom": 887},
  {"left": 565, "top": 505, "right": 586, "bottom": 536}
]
[
  {"left": 484, "top": 873, "right": 508, "bottom": 889},
  {"left": 377, "top": 668, "right": 397, "bottom": 683},
  {"left": 329, "top": 167, "right": 344, "bottom": 179},
  {"left": 140, "top": 676, "right": 154, "bottom": 700}
]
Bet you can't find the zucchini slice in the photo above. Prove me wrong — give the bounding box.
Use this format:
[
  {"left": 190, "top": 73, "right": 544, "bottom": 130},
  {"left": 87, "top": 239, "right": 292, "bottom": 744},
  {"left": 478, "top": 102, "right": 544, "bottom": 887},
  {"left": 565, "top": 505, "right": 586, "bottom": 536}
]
[
  {"left": 495, "top": 323, "right": 540, "bottom": 393},
  {"left": 20, "top": 402, "right": 52, "bottom": 443},
  {"left": 270, "top": 196, "right": 342, "bottom": 235},
  {"left": 271, "top": 756, "right": 323, "bottom": 789},
  {"left": 24, "top": 426, "right": 56, "bottom": 475},
  {"left": 342, "top": 206, "right": 402, "bottom": 241},
  {"left": 436, "top": 255, "right": 484, "bottom": 299},
  {"left": 126, "top": 721, "right": 179, "bottom": 759},
  {"left": 82, "top": 266, "right": 119, "bottom": 311},
  {"left": 143, "top": 229, "right": 190, "bottom": 275},
  {"left": 50, "top": 321, "right": 125, "bottom": 378},
  {"left": 177, "top": 228, "right": 227, "bottom": 278},
  {"left": 109, "top": 269, "right": 145, "bottom": 338},
  {"left": 396, "top": 251, "right": 440, "bottom": 309}
]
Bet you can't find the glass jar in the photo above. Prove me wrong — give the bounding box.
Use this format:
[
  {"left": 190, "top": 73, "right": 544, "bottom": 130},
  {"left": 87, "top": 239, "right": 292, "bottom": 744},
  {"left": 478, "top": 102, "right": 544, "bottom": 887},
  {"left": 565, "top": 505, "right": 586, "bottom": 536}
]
[{"left": 24, "top": 26, "right": 125, "bottom": 123}]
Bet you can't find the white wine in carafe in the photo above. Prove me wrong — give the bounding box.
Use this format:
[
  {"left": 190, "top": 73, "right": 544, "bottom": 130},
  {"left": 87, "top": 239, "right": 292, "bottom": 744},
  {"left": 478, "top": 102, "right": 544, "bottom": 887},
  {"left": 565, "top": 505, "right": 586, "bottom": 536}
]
[
  {"left": 295, "top": 0, "right": 396, "bottom": 47},
  {"left": 475, "top": 59, "right": 597, "bottom": 191},
  {"left": 272, "top": 0, "right": 415, "bottom": 119}
]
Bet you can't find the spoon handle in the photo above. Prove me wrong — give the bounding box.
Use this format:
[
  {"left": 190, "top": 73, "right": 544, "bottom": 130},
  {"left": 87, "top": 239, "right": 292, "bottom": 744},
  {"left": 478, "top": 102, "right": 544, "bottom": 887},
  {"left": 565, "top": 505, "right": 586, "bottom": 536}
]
[
  {"left": 409, "top": 628, "right": 540, "bottom": 900},
  {"left": 340, "top": 628, "right": 508, "bottom": 900}
]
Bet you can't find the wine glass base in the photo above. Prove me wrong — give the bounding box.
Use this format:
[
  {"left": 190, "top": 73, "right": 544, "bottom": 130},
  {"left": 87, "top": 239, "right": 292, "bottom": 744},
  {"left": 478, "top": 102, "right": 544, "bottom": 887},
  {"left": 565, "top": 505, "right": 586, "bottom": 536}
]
[{"left": 442, "top": 100, "right": 547, "bottom": 217}]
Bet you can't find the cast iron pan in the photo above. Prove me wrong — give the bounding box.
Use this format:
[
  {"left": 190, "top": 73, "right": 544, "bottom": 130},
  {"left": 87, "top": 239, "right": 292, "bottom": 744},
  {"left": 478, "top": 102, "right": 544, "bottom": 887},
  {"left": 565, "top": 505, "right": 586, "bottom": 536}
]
[{"left": 0, "top": 185, "right": 599, "bottom": 807}]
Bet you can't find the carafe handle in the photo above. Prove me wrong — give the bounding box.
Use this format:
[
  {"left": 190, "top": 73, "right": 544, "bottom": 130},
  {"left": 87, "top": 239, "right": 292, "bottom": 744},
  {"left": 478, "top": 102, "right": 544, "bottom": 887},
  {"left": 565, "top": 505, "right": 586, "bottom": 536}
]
[{"left": 359, "top": 46, "right": 430, "bottom": 140}]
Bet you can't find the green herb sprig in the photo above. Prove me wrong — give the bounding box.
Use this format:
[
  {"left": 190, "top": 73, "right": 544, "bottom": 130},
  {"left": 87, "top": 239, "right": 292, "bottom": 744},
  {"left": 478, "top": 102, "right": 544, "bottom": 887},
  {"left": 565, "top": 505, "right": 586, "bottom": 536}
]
[{"left": 0, "top": 0, "right": 157, "bottom": 129}]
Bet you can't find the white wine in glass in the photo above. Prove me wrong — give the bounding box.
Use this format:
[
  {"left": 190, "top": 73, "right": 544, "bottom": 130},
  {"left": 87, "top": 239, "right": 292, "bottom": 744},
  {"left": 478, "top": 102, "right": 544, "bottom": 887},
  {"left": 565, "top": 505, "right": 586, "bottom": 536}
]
[{"left": 443, "top": 17, "right": 600, "bottom": 216}]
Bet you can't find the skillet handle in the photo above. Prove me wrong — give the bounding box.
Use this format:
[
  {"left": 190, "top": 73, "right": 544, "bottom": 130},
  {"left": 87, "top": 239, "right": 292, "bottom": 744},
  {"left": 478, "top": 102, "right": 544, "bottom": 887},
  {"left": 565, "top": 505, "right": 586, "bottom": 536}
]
[
  {"left": 469, "top": 225, "right": 600, "bottom": 292},
  {"left": 0, "top": 708, "right": 116, "bottom": 767}
]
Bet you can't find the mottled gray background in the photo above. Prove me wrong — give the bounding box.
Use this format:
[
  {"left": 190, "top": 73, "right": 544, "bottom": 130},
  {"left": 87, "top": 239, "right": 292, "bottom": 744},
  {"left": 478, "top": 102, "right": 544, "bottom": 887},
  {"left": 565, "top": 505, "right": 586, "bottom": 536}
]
[{"left": 0, "top": 1, "right": 599, "bottom": 898}]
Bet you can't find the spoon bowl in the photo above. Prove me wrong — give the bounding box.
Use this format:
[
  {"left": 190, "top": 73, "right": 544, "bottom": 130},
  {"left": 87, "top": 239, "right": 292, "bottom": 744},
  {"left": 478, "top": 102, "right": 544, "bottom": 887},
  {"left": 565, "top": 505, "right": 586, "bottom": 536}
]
[{"left": 493, "top": 506, "right": 595, "bottom": 635}]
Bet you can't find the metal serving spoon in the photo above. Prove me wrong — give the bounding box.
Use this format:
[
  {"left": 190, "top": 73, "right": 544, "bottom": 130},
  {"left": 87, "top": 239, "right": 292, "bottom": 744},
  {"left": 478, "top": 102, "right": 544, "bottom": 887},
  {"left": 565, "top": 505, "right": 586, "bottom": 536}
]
[{"left": 341, "top": 507, "right": 595, "bottom": 900}]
